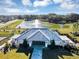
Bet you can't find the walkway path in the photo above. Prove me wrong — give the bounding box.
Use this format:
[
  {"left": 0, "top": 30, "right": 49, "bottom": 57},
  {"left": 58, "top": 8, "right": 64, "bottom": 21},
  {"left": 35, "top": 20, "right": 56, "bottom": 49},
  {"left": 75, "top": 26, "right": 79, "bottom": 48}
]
[{"left": 31, "top": 46, "right": 43, "bottom": 59}]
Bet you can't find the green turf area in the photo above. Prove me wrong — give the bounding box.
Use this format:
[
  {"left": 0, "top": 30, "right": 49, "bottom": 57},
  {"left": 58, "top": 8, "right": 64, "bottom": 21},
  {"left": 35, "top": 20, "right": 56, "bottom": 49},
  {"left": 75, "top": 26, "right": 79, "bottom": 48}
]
[
  {"left": 0, "top": 31, "right": 12, "bottom": 37},
  {"left": 45, "top": 22, "right": 79, "bottom": 42},
  {"left": 48, "top": 24, "right": 60, "bottom": 29},
  {"left": 0, "top": 20, "right": 25, "bottom": 36},
  {"left": 6, "top": 20, "right": 23, "bottom": 28},
  {"left": 57, "top": 24, "right": 79, "bottom": 41},
  {"left": 0, "top": 49, "right": 30, "bottom": 59},
  {"left": 0, "top": 20, "right": 25, "bottom": 45},
  {"left": 42, "top": 22, "right": 60, "bottom": 30},
  {"left": 0, "top": 37, "right": 9, "bottom": 45},
  {"left": 1, "top": 20, "right": 23, "bottom": 29}
]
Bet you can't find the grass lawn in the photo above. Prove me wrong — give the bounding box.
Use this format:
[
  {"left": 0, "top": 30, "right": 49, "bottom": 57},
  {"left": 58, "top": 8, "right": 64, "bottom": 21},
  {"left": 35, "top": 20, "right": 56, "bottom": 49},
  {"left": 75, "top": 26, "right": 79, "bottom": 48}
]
[
  {"left": 1, "top": 20, "right": 23, "bottom": 29},
  {"left": 0, "top": 20, "right": 25, "bottom": 45},
  {"left": 49, "top": 24, "right": 60, "bottom": 29},
  {"left": 43, "top": 22, "right": 60, "bottom": 30},
  {"left": 42, "top": 22, "right": 79, "bottom": 42},
  {"left": 0, "top": 31, "right": 12, "bottom": 37},
  {"left": 6, "top": 20, "right": 23, "bottom": 28},
  {"left": 58, "top": 24, "right": 79, "bottom": 41},
  {"left": 0, "top": 37, "right": 9, "bottom": 45},
  {"left": 48, "top": 23, "right": 79, "bottom": 42},
  {"left": 0, "top": 20, "right": 24, "bottom": 36},
  {"left": 58, "top": 24, "right": 73, "bottom": 34},
  {"left": 0, "top": 49, "right": 30, "bottom": 59}
]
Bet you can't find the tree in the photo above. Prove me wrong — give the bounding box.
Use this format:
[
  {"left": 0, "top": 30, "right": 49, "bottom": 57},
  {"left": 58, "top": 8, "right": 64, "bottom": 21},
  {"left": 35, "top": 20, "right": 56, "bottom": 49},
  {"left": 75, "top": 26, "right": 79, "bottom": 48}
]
[
  {"left": 49, "top": 40, "right": 55, "bottom": 49},
  {"left": 4, "top": 42, "right": 9, "bottom": 54},
  {"left": 22, "top": 39, "right": 28, "bottom": 47}
]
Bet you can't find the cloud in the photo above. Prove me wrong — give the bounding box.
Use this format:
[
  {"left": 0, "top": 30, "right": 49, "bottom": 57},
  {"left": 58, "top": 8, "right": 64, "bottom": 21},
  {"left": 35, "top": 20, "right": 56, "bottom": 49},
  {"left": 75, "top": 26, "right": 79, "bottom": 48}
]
[
  {"left": 5, "top": 8, "right": 20, "bottom": 13},
  {"left": 0, "top": 7, "right": 39, "bottom": 15},
  {"left": 0, "top": 0, "right": 47, "bottom": 15},
  {"left": 21, "top": 0, "right": 32, "bottom": 6},
  {"left": 1, "top": 8, "right": 20, "bottom": 15},
  {"left": 0, "top": 0, "right": 18, "bottom": 15},
  {"left": 60, "top": 1, "right": 76, "bottom": 10},
  {"left": 53, "top": 0, "right": 64, "bottom": 4},
  {"left": 53, "top": 0, "right": 79, "bottom": 10},
  {"left": 0, "top": 0, "right": 79, "bottom": 15},
  {"left": 0, "top": 0, "right": 17, "bottom": 7},
  {"left": 33, "top": 0, "right": 52, "bottom": 7},
  {"left": 21, "top": 0, "right": 52, "bottom": 7},
  {"left": 25, "top": 9, "right": 39, "bottom": 13}
]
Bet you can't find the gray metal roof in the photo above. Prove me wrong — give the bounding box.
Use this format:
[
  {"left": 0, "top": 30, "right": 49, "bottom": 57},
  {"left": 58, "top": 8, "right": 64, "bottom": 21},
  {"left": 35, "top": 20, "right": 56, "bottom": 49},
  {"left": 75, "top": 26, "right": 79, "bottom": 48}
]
[{"left": 16, "top": 28, "right": 54, "bottom": 42}]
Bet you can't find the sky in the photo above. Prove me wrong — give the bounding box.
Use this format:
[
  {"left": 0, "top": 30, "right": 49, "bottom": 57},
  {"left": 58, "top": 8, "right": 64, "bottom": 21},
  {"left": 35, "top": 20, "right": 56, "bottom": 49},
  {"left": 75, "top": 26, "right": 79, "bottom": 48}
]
[{"left": 0, "top": 0, "right": 79, "bottom": 15}]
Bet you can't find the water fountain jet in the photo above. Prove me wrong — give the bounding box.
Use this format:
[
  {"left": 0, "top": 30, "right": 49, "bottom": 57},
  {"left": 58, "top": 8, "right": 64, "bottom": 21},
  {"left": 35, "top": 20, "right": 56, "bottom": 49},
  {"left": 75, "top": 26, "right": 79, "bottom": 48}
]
[{"left": 34, "top": 19, "right": 41, "bottom": 28}]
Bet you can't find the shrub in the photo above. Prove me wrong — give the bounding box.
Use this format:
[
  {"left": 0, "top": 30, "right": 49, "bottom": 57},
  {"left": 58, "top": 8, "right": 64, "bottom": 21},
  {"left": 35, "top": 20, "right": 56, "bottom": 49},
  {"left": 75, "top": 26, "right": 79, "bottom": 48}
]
[
  {"left": 49, "top": 40, "right": 55, "bottom": 49},
  {"left": 22, "top": 39, "right": 28, "bottom": 48}
]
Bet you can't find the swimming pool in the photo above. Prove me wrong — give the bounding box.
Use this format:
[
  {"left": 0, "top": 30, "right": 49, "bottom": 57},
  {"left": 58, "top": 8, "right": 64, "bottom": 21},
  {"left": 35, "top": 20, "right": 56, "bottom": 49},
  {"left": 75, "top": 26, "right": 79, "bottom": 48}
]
[{"left": 31, "top": 46, "right": 43, "bottom": 59}]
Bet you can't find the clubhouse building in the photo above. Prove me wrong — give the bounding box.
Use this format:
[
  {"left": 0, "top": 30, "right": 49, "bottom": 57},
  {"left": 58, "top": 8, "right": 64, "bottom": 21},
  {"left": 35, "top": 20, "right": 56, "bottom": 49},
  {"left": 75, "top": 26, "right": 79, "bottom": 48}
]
[{"left": 11, "top": 20, "right": 74, "bottom": 47}]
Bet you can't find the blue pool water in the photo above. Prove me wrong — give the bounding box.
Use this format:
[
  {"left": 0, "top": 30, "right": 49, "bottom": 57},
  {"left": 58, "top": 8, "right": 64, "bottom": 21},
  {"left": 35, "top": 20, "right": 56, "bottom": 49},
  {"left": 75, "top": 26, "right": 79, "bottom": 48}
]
[{"left": 31, "top": 46, "right": 43, "bottom": 59}]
